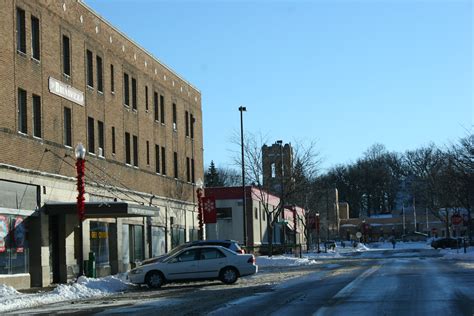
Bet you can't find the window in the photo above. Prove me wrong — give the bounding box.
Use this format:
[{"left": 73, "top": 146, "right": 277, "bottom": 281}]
[
  {"left": 161, "top": 147, "right": 166, "bottom": 175},
  {"left": 31, "top": 16, "right": 40, "bottom": 60},
  {"left": 98, "top": 121, "right": 104, "bottom": 156},
  {"left": 133, "top": 135, "right": 138, "bottom": 167},
  {"left": 86, "top": 50, "right": 93, "bottom": 87},
  {"left": 90, "top": 222, "right": 109, "bottom": 266},
  {"left": 185, "top": 111, "right": 189, "bottom": 137},
  {"left": 16, "top": 8, "right": 26, "bottom": 53},
  {"left": 160, "top": 94, "right": 165, "bottom": 123},
  {"left": 87, "top": 117, "right": 95, "bottom": 154},
  {"left": 175, "top": 249, "right": 198, "bottom": 262},
  {"left": 145, "top": 86, "right": 149, "bottom": 111},
  {"left": 217, "top": 207, "right": 232, "bottom": 219},
  {"left": 190, "top": 114, "right": 195, "bottom": 139},
  {"left": 131, "top": 77, "right": 137, "bottom": 110},
  {"left": 110, "top": 64, "right": 114, "bottom": 92},
  {"left": 155, "top": 145, "right": 160, "bottom": 173},
  {"left": 146, "top": 141, "right": 150, "bottom": 165},
  {"left": 62, "top": 35, "right": 70, "bottom": 76},
  {"left": 32, "top": 95, "right": 41, "bottom": 138},
  {"left": 173, "top": 152, "right": 178, "bottom": 179},
  {"left": 271, "top": 163, "right": 276, "bottom": 178},
  {"left": 191, "top": 158, "right": 195, "bottom": 183},
  {"left": 111, "top": 126, "right": 116, "bottom": 154},
  {"left": 154, "top": 92, "right": 159, "bottom": 121},
  {"left": 96, "top": 56, "right": 103, "bottom": 93},
  {"left": 255, "top": 207, "right": 258, "bottom": 219},
  {"left": 186, "top": 157, "right": 190, "bottom": 182},
  {"left": 17, "top": 88, "right": 27, "bottom": 134},
  {"left": 123, "top": 73, "right": 129, "bottom": 106},
  {"left": 172, "top": 103, "right": 177, "bottom": 130},
  {"left": 125, "top": 132, "right": 131, "bottom": 164},
  {"left": 200, "top": 248, "right": 225, "bottom": 260},
  {"left": 64, "top": 107, "right": 72, "bottom": 146}
]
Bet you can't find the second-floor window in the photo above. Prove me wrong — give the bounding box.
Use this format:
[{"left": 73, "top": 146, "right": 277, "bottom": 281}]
[
  {"left": 87, "top": 117, "right": 95, "bottom": 154},
  {"left": 125, "top": 132, "right": 131, "bottom": 164},
  {"left": 155, "top": 144, "right": 160, "bottom": 173},
  {"left": 161, "top": 147, "right": 166, "bottom": 175},
  {"left": 98, "top": 120, "right": 104, "bottom": 156},
  {"left": 186, "top": 157, "right": 190, "bottom": 182},
  {"left": 133, "top": 135, "right": 138, "bottom": 167},
  {"left": 32, "top": 95, "right": 41, "bottom": 138},
  {"left": 111, "top": 126, "right": 116, "bottom": 154},
  {"left": 64, "top": 107, "right": 72, "bottom": 146},
  {"left": 31, "top": 16, "right": 40, "bottom": 60},
  {"left": 173, "top": 151, "right": 178, "bottom": 179},
  {"left": 86, "top": 50, "right": 94, "bottom": 87},
  {"left": 17, "top": 88, "right": 27, "bottom": 134},
  {"left": 146, "top": 141, "right": 150, "bottom": 165}
]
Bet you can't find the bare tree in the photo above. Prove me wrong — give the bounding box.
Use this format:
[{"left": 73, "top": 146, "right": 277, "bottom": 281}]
[{"left": 232, "top": 132, "right": 320, "bottom": 256}]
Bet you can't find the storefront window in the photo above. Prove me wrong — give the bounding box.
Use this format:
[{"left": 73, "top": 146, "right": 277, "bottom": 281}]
[
  {"left": 130, "top": 225, "right": 144, "bottom": 263},
  {"left": 0, "top": 215, "right": 28, "bottom": 275},
  {"left": 171, "top": 227, "right": 185, "bottom": 249},
  {"left": 151, "top": 226, "right": 166, "bottom": 257},
  {"left": 90, "top": 221, "right": 109, "bottom": 266}
]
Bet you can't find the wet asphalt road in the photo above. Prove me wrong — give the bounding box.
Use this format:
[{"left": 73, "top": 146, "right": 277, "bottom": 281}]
[{"left": 10, "top": 248, "right": 474, "bottom": 316}]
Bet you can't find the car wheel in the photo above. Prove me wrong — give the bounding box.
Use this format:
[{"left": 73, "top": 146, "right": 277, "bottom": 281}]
[
  {"left": 220, "top": 267, "right": 238, "bottom": 284},
  {"left": 145, "top": 271, "right": 164, "bottom": 289}
]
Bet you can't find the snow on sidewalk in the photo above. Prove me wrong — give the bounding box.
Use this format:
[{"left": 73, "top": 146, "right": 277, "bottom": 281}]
[{"left": 0, "top": 275, "right": 135, "bottom": 313}]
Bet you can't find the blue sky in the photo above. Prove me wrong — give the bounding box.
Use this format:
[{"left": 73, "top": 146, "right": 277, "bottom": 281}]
[{"left": 85, "top": 0, "right": 472, "bottom": 171}]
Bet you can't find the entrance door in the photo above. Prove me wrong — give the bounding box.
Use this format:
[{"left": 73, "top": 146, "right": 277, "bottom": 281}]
[{"left": 49, "top": 215, "right": 60, "bottom": 283}]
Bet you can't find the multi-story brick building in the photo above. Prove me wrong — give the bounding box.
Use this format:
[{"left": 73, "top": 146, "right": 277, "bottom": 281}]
[{"left": 0, "top": 0, "right": 203, "bottom": 288}]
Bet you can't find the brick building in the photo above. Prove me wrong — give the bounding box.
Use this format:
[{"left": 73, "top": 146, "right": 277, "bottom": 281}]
[{"left": 0, "top": 0, "right": 203, "bottom": 288}]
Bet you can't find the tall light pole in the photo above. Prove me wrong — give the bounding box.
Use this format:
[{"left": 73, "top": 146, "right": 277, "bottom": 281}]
[
  {"left": 277, "top": 140, "right": 285, "bottom": 247},
  {"left": 239, "top": 106, "right": 247, "bottom": 247},
  {"left": 75, "top": 143, "right": 86, "bottom": 277}
]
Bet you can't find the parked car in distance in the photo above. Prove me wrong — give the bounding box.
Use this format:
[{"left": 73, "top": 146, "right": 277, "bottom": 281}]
[
  {"left": 325, "top": 240, "right": 337, "bottom": 250},
  {"left": 431, "top": 237, "right": 462, "bottom": 249},
  {"left": 139, "top": 239, "right": 244, "bottom": 266},
  {"left": 128, "top": 245, "right": 257, "bottom": 288}
]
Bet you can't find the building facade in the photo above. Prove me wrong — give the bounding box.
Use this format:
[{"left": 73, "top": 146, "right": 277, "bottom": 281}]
[
  {"left": 0, "top": 0, "right": 203, "bottom": 288},
  {"left": 204, "top": 186, "right": 306, "bottom": 250}
]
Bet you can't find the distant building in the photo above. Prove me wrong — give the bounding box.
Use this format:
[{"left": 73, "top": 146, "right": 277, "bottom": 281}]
[{"left": 262, "top": 141, "right": 293, "bottom": 196}]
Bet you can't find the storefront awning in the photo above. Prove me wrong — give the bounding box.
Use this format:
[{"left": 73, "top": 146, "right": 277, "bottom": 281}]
[{"left": 43, "top": 202, "right": 159, "bottom": 218}]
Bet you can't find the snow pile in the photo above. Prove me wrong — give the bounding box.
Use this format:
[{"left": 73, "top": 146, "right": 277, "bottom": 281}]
[
  {"left": 441, "top": 248, "right": 474, "bottom": 261},
  {"left": 354, "top": 243, "right": 370, "bottom": 251},
  {"left": 256, "top": 255, "right": 317, "bottom": 267},
  {"left": 0, "top": 275, "right": 134, "bottom": 313}
]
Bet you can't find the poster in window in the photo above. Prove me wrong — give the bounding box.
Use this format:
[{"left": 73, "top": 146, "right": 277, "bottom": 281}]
[
  {"left": 0, "top": 216, "right": 8, "bottom": 253},
  {"left": 14, "top": 216, "right": 25, "bottom": 253}
]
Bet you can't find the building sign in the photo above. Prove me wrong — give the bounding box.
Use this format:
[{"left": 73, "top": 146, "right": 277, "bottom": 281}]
[{"left": 48, "top": 77, "right": 84, "bottom": 106}]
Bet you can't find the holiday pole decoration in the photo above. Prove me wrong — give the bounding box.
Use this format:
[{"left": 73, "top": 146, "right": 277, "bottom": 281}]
[
  {"left": 75, "top": 143, "right": 86, "bottom": 276},
  {"left": 196, "top": 179, "right": 204, "bottom": 240}
]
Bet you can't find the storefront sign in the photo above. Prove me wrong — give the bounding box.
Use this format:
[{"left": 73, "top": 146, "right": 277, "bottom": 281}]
[
  {"left": 0, "top": 216, "right": 8, "bottom": 253},
  {"left": 48, "top": 77, "right": 84, "bottom": 106}
]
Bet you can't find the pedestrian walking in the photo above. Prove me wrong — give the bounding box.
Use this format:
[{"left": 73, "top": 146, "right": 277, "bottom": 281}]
[{"left": 391, "top": 238, "right": 396, "bottom": 249}]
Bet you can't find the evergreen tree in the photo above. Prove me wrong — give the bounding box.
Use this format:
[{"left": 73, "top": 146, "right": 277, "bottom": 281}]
[{"left": 205, "top": 161, "right": 224, "bottom": 187}]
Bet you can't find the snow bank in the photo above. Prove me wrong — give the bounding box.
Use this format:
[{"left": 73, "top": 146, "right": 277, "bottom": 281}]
[
  {"left": 440, "top": 247, "right": 474, "bottom": 261},
  {"left": 0, "top": 275, "right": 134, "bottom": 313},
  {"left": 256, "top": 255, "right": 317, "bottom": 267}
]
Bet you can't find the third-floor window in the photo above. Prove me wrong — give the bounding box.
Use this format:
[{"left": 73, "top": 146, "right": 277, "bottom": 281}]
[{"left": 86, "top": 50, "right": 94, "bottom": 87}]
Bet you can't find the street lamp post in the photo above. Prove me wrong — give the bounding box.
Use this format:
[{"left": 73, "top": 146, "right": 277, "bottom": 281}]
[
  {"left": 75, "top": 143, "right": 86, "bottom": 277},
  {"left": 276, "top": 140, "right": 284, "bottom": 247},
  {"left": 316, "top": 212, "right": 320, "bottom": 253},
  {"left": 238, "top": 106, "right": 247, "bottom": 247},
  {"left": 196, "top": 179, "right": 204, "bottom": 240}
]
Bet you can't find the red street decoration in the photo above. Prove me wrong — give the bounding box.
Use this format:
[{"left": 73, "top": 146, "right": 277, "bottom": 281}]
[
  {"left": 76, "top": 158, "right": 86, "bottom": 222},
  {"left": 196, "top": 188, "right": 204, "bottom": 237},
  {"left": 202, "top": 196, "right": 217, "bottom": 224}
]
